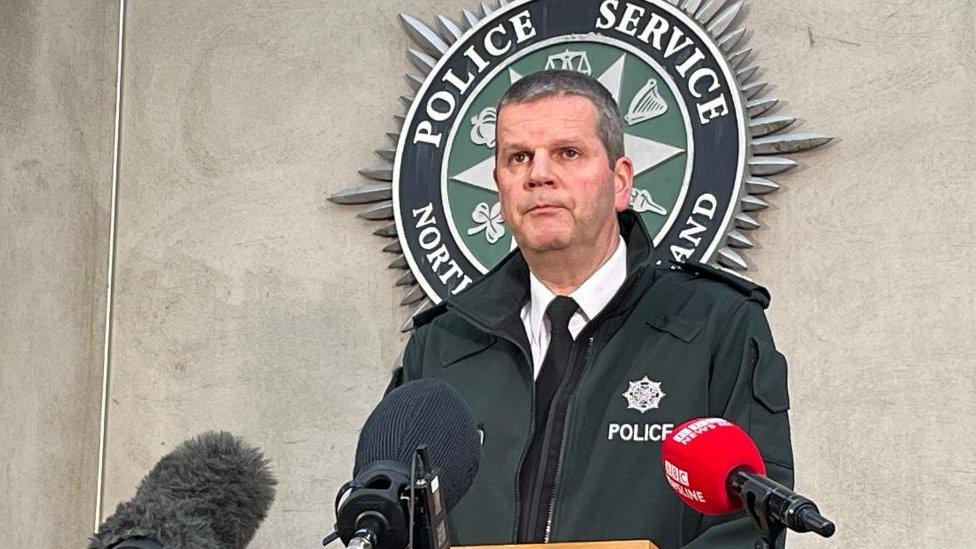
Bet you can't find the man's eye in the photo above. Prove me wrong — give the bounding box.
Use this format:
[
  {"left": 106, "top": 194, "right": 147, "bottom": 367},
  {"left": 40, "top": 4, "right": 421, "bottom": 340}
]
[
  {"left": 562, "top": 148, "right": 580, "bottom": 159},
  {"left": 511, "top": 152, "right": 528, "bottom": 164}
]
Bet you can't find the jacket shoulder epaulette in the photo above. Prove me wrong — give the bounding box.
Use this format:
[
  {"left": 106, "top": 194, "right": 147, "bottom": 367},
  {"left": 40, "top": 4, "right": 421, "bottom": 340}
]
[
  {"left": 678, "top": 260, "right": 771, "bottom": 308},
  {"left": 412, "top": 301, "right": 449, "bottom": 329}
]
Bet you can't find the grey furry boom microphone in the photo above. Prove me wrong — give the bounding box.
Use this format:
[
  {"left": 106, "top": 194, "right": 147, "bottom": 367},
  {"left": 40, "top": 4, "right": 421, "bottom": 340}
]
[{"left": 88, "top": 431, "right": 277, "bottom": 549}]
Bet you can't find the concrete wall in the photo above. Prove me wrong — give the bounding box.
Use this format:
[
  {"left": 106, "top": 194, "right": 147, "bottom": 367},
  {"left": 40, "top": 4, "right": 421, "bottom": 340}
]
[
  {"left": 0, "top": 0, "right": 118, "bottom": 546},
  {"left": 750, "top": 2, "right": 976, "bottom": 545},
  {"left": 99, "top": 3, "right": 413, "bottom": 544},
  {"left": 4, "top": 0, "right": 975, "bottom": 547}
]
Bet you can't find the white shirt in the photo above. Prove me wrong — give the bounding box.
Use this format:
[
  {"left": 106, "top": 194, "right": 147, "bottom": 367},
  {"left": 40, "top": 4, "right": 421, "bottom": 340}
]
[{"left": 520, "top": 236, "right": 628, "bottom": 380}]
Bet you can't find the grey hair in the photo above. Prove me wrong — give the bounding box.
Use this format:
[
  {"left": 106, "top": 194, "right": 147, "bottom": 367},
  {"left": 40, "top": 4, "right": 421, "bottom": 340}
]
[{"left": 496, "top": 69, "right": 625, "bottom": 167}]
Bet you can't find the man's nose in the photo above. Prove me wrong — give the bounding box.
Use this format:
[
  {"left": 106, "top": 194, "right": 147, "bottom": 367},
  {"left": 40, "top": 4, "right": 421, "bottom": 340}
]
[{"left": 527, "top": 150, "right": 554, "bottom": 188}]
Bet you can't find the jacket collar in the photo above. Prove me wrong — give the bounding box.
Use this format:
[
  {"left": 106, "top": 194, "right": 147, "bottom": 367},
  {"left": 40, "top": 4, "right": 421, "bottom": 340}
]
[{"left": 446, "top": 209, "right": 656, "bottom": 334}]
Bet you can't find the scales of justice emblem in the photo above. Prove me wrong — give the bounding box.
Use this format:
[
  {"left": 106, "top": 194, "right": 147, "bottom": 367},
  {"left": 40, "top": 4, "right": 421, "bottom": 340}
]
[{"left": 330, "top": 0, "right": 832, "bottom": 331}]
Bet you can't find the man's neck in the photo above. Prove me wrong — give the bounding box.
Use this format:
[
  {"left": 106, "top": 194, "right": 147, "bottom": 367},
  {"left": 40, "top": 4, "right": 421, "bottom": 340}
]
[{"left": 524, "top": 229, "right": 621, "bottom": 295}]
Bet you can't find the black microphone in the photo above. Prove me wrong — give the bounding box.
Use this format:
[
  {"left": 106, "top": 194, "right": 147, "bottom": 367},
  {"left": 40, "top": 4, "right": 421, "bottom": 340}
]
[
  {"left": 89, "top": 431, "right": 277, "bottom": 549},
  {"left": 327, "top": 379, "right": 480, "bottom": 549},
  {"left": 729, "top": 470, "right": 836, "bottom": 538}
]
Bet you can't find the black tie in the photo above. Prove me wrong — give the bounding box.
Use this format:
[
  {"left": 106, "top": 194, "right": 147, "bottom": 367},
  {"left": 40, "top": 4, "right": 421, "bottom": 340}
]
[
  {"left": 517, "top": 296, "right": 579, "bottom": 542},
  {"left": 534, "top": 296, "right": 578, "bottom": 432}
]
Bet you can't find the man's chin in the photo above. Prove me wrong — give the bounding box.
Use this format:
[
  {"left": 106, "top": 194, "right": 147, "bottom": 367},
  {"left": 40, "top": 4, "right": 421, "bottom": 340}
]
[{"left": 517, "top": 233, "right": 573, "bottom": 254}]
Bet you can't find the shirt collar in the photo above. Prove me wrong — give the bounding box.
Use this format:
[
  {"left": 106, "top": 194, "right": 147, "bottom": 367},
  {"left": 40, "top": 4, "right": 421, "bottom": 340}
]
[{"left": 523, "top": 235, "right": 628, "bottom": 345}]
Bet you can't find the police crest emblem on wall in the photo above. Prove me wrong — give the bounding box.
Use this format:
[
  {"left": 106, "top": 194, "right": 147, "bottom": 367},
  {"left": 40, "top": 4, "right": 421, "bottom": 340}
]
[{"left": 330, "top": 0, "right": 831, "bottom": 330}]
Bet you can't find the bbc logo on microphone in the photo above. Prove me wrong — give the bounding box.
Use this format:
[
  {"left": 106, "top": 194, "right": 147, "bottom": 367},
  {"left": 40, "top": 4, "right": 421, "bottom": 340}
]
[
  {"left": 664, "top": 460, "right": 690, "bottom": 487},
  {"left": 664, "top": 459, "right": 707, "bottom": 504}
]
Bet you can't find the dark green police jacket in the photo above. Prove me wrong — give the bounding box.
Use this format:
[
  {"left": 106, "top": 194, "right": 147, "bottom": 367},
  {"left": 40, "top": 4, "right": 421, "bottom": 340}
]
[{"left": 390, "top": 210, "right": 793, "bottom": 548}]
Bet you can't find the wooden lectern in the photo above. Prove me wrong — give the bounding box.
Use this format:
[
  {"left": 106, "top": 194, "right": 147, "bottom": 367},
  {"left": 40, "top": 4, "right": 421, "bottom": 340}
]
[{"left": 461, "top": 541, "right": 657, "bottom": 549}]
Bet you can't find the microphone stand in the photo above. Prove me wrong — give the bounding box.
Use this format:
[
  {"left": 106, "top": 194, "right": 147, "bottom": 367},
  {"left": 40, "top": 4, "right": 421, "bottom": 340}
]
[
  {"left": 729, "top": 468, "right": 834, "bottom": 548},
  {"left": 732, "top": 471, "right": 786, "bottom": 549}
]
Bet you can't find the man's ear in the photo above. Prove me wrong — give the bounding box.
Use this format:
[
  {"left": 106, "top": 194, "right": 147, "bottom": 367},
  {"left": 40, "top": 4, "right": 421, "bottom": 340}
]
[{"left": 613, "top": 155, "right": 635, "bottom": 211}]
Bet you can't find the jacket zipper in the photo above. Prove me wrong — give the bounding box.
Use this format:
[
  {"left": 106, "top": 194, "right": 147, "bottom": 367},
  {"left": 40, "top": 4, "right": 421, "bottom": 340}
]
[
  {"left": 543, "top": 335, "right": 595, "bottom": 543},
  {"left": 512, "top": 373, "right": 535, "bottom": 541}
]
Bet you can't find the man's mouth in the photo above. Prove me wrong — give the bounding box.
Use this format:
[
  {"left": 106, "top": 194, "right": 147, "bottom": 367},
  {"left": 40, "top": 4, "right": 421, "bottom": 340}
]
[{"left": 527, "top": 203, "right": 563, "bottom": 214}]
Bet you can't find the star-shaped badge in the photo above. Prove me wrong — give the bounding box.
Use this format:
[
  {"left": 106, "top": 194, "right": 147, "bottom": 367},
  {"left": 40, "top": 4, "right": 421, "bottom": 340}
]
[{"left": 622, "top": 376, "right": 666, "bottom": 414}]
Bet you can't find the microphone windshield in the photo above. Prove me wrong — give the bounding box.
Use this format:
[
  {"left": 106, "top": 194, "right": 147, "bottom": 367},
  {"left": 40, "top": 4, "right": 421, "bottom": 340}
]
[
  {"left": 354, "top": 378, "right": 480, "bottom": 511},
  {"left": 89, "top": 431, "right": 276, "bottom": 549},
  {"left": 661, "top": 418, "right": 764, "bottom": 515}
]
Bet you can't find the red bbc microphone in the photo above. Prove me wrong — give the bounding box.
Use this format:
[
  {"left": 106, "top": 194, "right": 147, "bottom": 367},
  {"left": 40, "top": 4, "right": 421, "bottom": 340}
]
[{"left": 661, "top": 418, "right": 835, "bottom": 545}]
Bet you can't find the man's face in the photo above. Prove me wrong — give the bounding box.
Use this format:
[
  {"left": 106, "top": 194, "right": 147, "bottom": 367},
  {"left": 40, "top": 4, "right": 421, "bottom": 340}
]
[{"left": 493, "top": 94, "right": 633, "bottom": 256}]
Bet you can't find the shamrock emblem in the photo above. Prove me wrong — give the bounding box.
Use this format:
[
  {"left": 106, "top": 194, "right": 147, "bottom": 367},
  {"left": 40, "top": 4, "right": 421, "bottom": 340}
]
[
  {"left": 469, "top": 107, "right": 497, "bottom": 148},
  {"left": 467, "top": 201, "right": 505, "bottom": 244}
]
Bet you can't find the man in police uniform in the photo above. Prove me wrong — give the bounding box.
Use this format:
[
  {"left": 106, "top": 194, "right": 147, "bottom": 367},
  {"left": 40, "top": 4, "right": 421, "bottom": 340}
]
[{"left": 388, "top": 70, "right": 793, "bottom": 548}]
